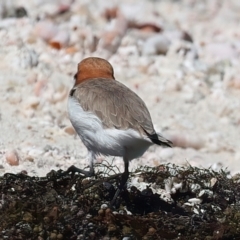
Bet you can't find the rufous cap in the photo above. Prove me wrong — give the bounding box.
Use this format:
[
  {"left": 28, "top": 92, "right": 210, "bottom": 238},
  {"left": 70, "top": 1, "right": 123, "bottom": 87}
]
[{"left": 75, "top": 57, "right": 115, "bottom": 85}]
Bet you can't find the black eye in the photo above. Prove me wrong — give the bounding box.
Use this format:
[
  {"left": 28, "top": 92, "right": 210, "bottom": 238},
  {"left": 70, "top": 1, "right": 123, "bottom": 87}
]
[{"left": 74, "top": 73, "right": 77, "bottom": 80}]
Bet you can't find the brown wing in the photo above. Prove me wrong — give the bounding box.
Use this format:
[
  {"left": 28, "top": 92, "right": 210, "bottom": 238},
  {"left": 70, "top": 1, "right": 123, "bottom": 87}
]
[{"left": 71, "top": 78, "right": 156, "bottom": 136}]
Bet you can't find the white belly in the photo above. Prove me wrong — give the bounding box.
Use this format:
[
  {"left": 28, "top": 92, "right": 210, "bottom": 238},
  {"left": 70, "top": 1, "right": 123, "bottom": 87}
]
[{"left": 67, "top": 97, "right": 153, "bottom": 161}]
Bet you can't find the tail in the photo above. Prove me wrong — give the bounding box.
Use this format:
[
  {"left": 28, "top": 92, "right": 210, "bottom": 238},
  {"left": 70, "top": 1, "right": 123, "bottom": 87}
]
[{"left": 144, "top": 130, "right": 172, "bottom": 147}]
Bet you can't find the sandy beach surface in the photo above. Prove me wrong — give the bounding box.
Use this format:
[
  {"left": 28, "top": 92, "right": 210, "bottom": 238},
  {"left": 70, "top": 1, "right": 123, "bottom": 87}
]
[{"left": 1, "top": 0, "right": 240, "bottom": 177}]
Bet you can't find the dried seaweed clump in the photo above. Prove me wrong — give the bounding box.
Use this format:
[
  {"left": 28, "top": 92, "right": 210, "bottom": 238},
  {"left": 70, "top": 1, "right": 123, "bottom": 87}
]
[{"left": 0, "top": 164, "right": 240, "bottom": 239}]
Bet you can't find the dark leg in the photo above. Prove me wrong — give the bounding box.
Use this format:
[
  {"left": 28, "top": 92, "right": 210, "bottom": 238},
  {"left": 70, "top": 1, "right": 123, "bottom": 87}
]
[
  {"left": 120, "top": 160, "right": 129, "bottom": 189},
  {"left": 61, "top": 165, "right": 94, "bottom": 177},
  {"left": 61, "top": 152, "right": 95, "bottom": 177},
  {"left": 110, "top": 157, "right": 129, "bottom": 206}
]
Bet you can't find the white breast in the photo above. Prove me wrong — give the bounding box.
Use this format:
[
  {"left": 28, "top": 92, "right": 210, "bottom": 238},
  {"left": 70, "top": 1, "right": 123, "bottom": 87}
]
[{"left": 67, "top": 96, "right": 153, "bottom": 161}]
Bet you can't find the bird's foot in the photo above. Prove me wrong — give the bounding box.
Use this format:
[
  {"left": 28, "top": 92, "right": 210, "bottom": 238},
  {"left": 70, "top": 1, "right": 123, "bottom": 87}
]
[{"left": 60, "top": 165, "right": 94, "bottom": 178}]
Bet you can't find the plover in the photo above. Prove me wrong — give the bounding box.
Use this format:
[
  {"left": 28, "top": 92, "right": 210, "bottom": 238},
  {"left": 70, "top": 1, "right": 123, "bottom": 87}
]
[{"left": 67, "top": 57, "right": 172, "bottom": 202}]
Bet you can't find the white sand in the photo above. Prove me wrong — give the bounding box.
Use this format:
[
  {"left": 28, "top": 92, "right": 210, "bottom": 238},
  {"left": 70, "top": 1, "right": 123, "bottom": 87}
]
[{"left": 0, "top": 0, "right": 240, "bottom": 176}]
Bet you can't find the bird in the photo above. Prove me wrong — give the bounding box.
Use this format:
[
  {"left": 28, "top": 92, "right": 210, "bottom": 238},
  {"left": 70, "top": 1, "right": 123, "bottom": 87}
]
[{"left": 67, "top": 57, "right": 172, "bottom": 203}]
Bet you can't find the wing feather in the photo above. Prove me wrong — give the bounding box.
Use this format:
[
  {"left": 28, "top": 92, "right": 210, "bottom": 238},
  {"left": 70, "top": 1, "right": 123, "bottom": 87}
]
[{"left": 72, "top": 78, "right": 156, "bottom": 136}]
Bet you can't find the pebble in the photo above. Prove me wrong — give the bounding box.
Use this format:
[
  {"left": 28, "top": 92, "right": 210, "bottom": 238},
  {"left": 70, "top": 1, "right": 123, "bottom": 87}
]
[
  {"left": 34, "top": 20, "right": 58, "bottom": 42},
  {"left": 28, "top": 148, "right": 44, "bottom": 158},
  {"left": 142, "top": 34, "right": 170, "bottom": 55},
  {"left": 5, "top": 150, "right": 20, "bottom": 166},
  {"left": 100, "top": 204, "right": 108, "bottom": 210},
  {"left": 25, "top": 96, "right": 40, "bottom": 109},
  {"left": 49, "top": 30, "right": 70, "bottom": 49},
  {"left": 210, "top": 178, "right": 217, "bottom": 188},
  {"left": 148, "top": 227, "right": 156, "bottom": 234},
  {"left": 25, "top": 155, "right": 34, "bottom": 162},
  {"left": 64, "top": 126, "right": 75, "bottom": 135},
  {"left": 187, "top": 198, "right": 202, "bottom": 205}
]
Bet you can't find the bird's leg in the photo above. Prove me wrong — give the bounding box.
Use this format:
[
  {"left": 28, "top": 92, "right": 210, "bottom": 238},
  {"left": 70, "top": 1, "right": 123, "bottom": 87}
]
[
  {"left": 110, "top": 157, "right": 129, "bottom": 206},
  {"left": 61, "top": 152, "right": 95, "bottom": 177},
  {"left": 120, "top": 160, "right": 129, "bottom": 189}
]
